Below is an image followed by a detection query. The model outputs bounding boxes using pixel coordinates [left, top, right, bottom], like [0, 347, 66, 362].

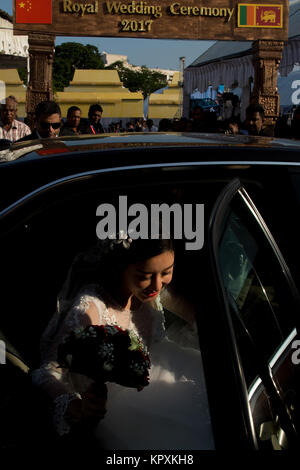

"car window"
[216, 188, 300, 448]
[219, 207, 295, 365]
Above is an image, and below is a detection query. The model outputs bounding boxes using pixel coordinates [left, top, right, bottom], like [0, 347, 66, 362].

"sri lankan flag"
[15, 0, 52, 24]
[238, 4, 283, 28]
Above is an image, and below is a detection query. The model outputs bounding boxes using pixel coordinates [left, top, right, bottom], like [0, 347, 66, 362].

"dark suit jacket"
[16, 129, 40, 142]
[60, 120, 93, 136]
[80, 119, 104, 134]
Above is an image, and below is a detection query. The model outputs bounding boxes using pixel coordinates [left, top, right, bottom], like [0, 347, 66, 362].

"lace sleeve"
[31, 287, 106, 436]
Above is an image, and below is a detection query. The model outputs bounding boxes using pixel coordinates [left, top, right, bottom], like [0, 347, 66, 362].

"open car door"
[209, 178, 300, 450]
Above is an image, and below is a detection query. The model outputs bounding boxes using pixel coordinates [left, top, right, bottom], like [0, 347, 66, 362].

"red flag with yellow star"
[15, 0, 52, 24]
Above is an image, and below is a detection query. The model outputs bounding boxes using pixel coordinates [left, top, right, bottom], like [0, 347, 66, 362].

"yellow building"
[0, 68, 180, 122]
[148, 72, 181, 120]
[56, 69, 144, 119]
[0, 69, 27, 116]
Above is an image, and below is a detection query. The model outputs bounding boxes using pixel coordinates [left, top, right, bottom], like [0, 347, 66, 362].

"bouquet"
[57, 325, 151, 391]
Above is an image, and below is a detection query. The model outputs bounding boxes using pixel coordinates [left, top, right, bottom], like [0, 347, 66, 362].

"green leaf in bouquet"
[128, 331, 141, 351]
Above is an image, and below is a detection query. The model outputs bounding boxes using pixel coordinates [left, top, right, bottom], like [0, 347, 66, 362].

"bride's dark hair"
[59, 235, 174, 306]
[100, 236, 174, 292]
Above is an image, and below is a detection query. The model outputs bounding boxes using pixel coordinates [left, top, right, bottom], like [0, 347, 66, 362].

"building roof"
[288, 0, 300, 39]
[189, 41, 252, 68]
[0, 10, 28, 69]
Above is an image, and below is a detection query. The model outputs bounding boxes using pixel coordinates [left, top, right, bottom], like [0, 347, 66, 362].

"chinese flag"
[16, 0, 52, 24]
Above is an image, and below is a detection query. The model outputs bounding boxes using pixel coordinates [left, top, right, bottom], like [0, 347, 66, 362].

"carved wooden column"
[251, 40, 284, 132]
[26, 33, 55, 129]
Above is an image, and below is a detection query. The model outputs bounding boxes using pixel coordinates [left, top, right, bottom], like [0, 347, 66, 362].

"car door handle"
[259, 418, 288, 450]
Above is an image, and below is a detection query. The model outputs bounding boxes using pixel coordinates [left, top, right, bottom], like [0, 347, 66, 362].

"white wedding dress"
[31, 284, 215, 450]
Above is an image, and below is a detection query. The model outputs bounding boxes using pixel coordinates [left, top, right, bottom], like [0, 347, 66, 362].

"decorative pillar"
[251, 40, 284, 132]
[26, 33, 55, 129]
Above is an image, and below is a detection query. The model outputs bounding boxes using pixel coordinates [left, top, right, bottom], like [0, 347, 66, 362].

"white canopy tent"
[183, 1, 300, 119]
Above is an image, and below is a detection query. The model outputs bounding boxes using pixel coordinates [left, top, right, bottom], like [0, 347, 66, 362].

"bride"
[31, 233, 215, 450]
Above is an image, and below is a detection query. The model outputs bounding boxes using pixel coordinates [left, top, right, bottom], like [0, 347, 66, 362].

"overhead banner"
[13, 0, 289, 40]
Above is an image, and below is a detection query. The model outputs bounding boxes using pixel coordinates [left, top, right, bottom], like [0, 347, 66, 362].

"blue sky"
[2, 0, 213, 70]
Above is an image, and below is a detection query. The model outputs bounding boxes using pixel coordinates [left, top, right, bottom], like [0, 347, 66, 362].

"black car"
[1, 132, 300, 451]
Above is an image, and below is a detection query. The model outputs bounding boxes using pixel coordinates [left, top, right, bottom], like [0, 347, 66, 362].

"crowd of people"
[1, 95, 300, 145]
[0, 98, 105, 145]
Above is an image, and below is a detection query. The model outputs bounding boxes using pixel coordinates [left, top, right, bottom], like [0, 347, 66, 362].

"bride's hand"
[66, 383, 107, 426]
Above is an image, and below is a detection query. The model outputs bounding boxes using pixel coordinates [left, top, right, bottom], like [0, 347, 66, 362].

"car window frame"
[209, 177, 300, 449]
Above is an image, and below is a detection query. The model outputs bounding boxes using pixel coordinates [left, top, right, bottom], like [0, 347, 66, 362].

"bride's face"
[121, 250, 174, 303]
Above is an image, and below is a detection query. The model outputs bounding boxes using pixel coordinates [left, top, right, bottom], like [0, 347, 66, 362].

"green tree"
[18, 45, 168, 98]
[53, 42, 104, 91]
[18, 67, 27, 86]
[107, 61, 168, 99]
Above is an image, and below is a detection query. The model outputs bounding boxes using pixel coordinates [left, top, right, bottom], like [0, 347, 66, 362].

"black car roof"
[1, 132, 300, 166]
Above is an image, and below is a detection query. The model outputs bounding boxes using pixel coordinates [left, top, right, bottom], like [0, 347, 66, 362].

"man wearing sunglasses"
[17, 101, 62, 142]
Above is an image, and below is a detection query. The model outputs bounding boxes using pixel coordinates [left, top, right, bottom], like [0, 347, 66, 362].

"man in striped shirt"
[0, 96, 31, 142]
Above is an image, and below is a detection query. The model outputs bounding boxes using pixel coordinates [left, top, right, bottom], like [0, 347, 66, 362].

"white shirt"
[0, 119, 31, 142]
